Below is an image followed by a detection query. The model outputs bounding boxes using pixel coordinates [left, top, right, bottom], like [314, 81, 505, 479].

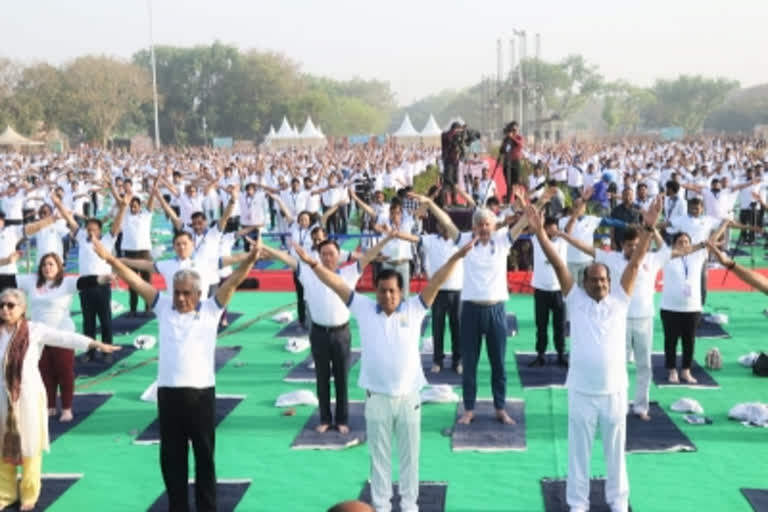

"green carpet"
[35, 288, 767, 511]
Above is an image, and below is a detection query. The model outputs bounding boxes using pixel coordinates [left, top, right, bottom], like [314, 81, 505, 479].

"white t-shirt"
[34, 220, 69, 265]
[16, 275, 78, 331]
[76, 230, 115, 276]
[565, 285, 630, 394]
[153, 294, 224, 388]
[121, 211, 153, 251]
[660, 249, 707, 312]
[595, 245, 671, 318]
[0, 225, 23, 274]
[349, 293, 428, 396]
[298, 262, 361, 326]
[531, 237, 567, 292]
[458, 229, 513, 302]
[669, 214, 720, 244]
[419, 234, 463, 291]
[240, 191, 267, 226]
[558, 215, 601, 264]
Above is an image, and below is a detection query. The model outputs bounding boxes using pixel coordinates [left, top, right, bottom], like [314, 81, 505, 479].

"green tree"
[59, 56, 153, 146]
[601, 81, 656, 134]
[645, 75, 739, 133]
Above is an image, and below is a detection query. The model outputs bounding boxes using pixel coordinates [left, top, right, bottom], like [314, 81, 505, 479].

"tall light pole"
[147, 0, 160, 149]
[513, 29, 526, 131]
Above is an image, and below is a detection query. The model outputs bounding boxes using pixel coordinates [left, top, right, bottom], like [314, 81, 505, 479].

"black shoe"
[84, 350, 96, 362]
[556, 355, 569, 368]
[528, 355, 546, 367]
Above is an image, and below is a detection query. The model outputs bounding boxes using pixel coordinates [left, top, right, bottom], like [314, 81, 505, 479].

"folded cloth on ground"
[275, 390, 318, 407]
[421, 384, 459, 403]
[141, 380, 158, 402]
[728, 402, 768, 427]
[705, 348, 722, 370]
[272, 311, 294, 324]
[670, 398, 704, 415]
[133, 335, 157, 350]
[111, 300, 124, 314]
[284, 337, 309, 353]
[739, 352, 760, 367]
[421, 337, 433, 354]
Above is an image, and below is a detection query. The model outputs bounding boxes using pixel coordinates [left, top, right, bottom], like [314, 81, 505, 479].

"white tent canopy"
[0, 126, 43, 146]
[274, 117, 295, 139]
[299, 117, 324, 139]
[265, 125, 277, 142]
[393, 114, 420, 137]
[420, 114, 442, 136]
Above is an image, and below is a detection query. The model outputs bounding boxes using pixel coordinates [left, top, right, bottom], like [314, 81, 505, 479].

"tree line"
[0, 42, 398, 146]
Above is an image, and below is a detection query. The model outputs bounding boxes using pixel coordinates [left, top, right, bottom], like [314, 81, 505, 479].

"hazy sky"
[4, 0, 767, 106]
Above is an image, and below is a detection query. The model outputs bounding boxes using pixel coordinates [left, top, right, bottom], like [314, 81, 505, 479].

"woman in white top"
[0, 287, 118, 510]
[16, 253, 80, 422]
[659, 232, 708, 383]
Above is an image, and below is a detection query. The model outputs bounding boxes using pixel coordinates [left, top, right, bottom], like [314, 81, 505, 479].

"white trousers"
[567, 390, 629, 512]
[626, 317, 653, 415]
[365, 391, 421, 512]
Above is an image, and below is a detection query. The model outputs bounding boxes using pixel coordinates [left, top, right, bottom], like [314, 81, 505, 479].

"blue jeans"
[460, 301, 508, 411]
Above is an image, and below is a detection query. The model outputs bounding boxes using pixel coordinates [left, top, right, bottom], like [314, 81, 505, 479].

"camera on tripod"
[353, 174, 375, 203]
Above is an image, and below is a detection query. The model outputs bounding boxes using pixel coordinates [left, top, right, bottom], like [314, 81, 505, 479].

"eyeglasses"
[0, 302, 18, 310]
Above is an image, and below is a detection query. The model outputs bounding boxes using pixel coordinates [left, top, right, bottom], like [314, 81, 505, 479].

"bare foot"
[336, 424, 350, 435]
[48, 408, 56, 417]
[20, 504, 36, 511]
[680, 370, 698, 384]
[430, 364, 441, 374]
[636, 412, 651, 421]
[314, 423, 330, 433]
[457, 411, 474, 424]
[496, 409, 517, 425]
[60, 409, 74, 423]
[668, 369, 679, 383]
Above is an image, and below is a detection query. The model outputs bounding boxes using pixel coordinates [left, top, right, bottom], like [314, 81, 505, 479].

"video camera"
[443, 123, 481, 162]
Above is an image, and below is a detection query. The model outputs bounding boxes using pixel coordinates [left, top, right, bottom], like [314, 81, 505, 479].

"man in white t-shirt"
[295, 235, 472, 512]
[527, 198, 661, 512]
[529, 215, 568, 367]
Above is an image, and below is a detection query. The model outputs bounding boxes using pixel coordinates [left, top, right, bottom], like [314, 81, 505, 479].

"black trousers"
[739, 206, 756, 243]
[0, 274, 17, 293]
[122, 250, 152, 312]
[700, 265, 707, 306]
[504, 159, 522, 203]
[77, 280, 113, 351]
[442, 160, 459, 187]
[292, 271, 306, 325]
[158, 386, 216, 512]
[310, 323, 351, 425]
[534, 288, 566, 356]
[660, 309, 701, 369]
[431, 290, 461, 366]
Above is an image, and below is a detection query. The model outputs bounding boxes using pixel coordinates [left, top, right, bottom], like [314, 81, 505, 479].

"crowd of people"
[0, 133, 766, 511]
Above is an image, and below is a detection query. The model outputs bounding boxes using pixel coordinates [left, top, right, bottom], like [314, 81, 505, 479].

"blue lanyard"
[681, 256, 689, 279]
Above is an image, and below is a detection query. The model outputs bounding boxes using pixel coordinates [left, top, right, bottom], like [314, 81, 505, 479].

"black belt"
[311, 322, 349, 332]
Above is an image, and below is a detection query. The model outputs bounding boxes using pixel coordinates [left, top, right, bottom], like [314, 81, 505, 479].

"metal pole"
[148, 0, 160, 149]
[509, 38, 515, 122]
[497, 39, 503, 133]
[535, 33, 542, 130]
[513, 30, 525, 131]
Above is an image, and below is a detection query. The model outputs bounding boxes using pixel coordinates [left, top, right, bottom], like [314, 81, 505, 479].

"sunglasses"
[0, 302, 18, 310]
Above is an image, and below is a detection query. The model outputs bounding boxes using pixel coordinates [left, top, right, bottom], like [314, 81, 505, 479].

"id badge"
[399, 314, 409, 329]
[682, 284, 692, 297]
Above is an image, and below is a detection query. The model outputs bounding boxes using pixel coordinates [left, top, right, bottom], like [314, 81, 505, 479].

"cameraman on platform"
[495, 121, 525, 204]
[440, 122, 464, 205]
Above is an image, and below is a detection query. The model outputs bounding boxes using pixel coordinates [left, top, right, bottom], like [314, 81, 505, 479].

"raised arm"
[455, 187, 476, 208]
[268, 192, 295, 224]
[620, 196, 662, 295]
[419, 237, 475, 307]
[215, 245, 262, 306]
[349, 188, 376, 219]
[91, 238, 158, 305]
[558, 229, 596, 258]
[707, 240, 768, 294]
[258, 243, 298, 271]
[294, 243, 352, 305]
[51, 194, 78, 236]
[22, 214, 56, 237]
[119, 257, 157, 272]
[407, 192, 459, 239]
[154, 189, 183, 231]
[320, 201, 343, 226]
[217, 186, 239, 232]
[110, 194, 128, 236]
[526, 205, 573, 295]
[357, 232, 395, 269]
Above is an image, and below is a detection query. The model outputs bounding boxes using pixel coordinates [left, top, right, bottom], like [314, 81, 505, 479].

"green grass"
[37, 288, 768, 511]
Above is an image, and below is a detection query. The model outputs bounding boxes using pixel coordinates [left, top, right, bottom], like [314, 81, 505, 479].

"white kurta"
[15, 275, 78, 332]
[0, 322, 91, 456]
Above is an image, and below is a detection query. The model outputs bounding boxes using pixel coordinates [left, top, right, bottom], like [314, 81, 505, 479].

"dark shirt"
[499, 134, 524, 163]
[610, 202, 642, 247]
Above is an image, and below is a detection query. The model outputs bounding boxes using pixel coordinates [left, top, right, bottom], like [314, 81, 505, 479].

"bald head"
[327, 500, 375, 512]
